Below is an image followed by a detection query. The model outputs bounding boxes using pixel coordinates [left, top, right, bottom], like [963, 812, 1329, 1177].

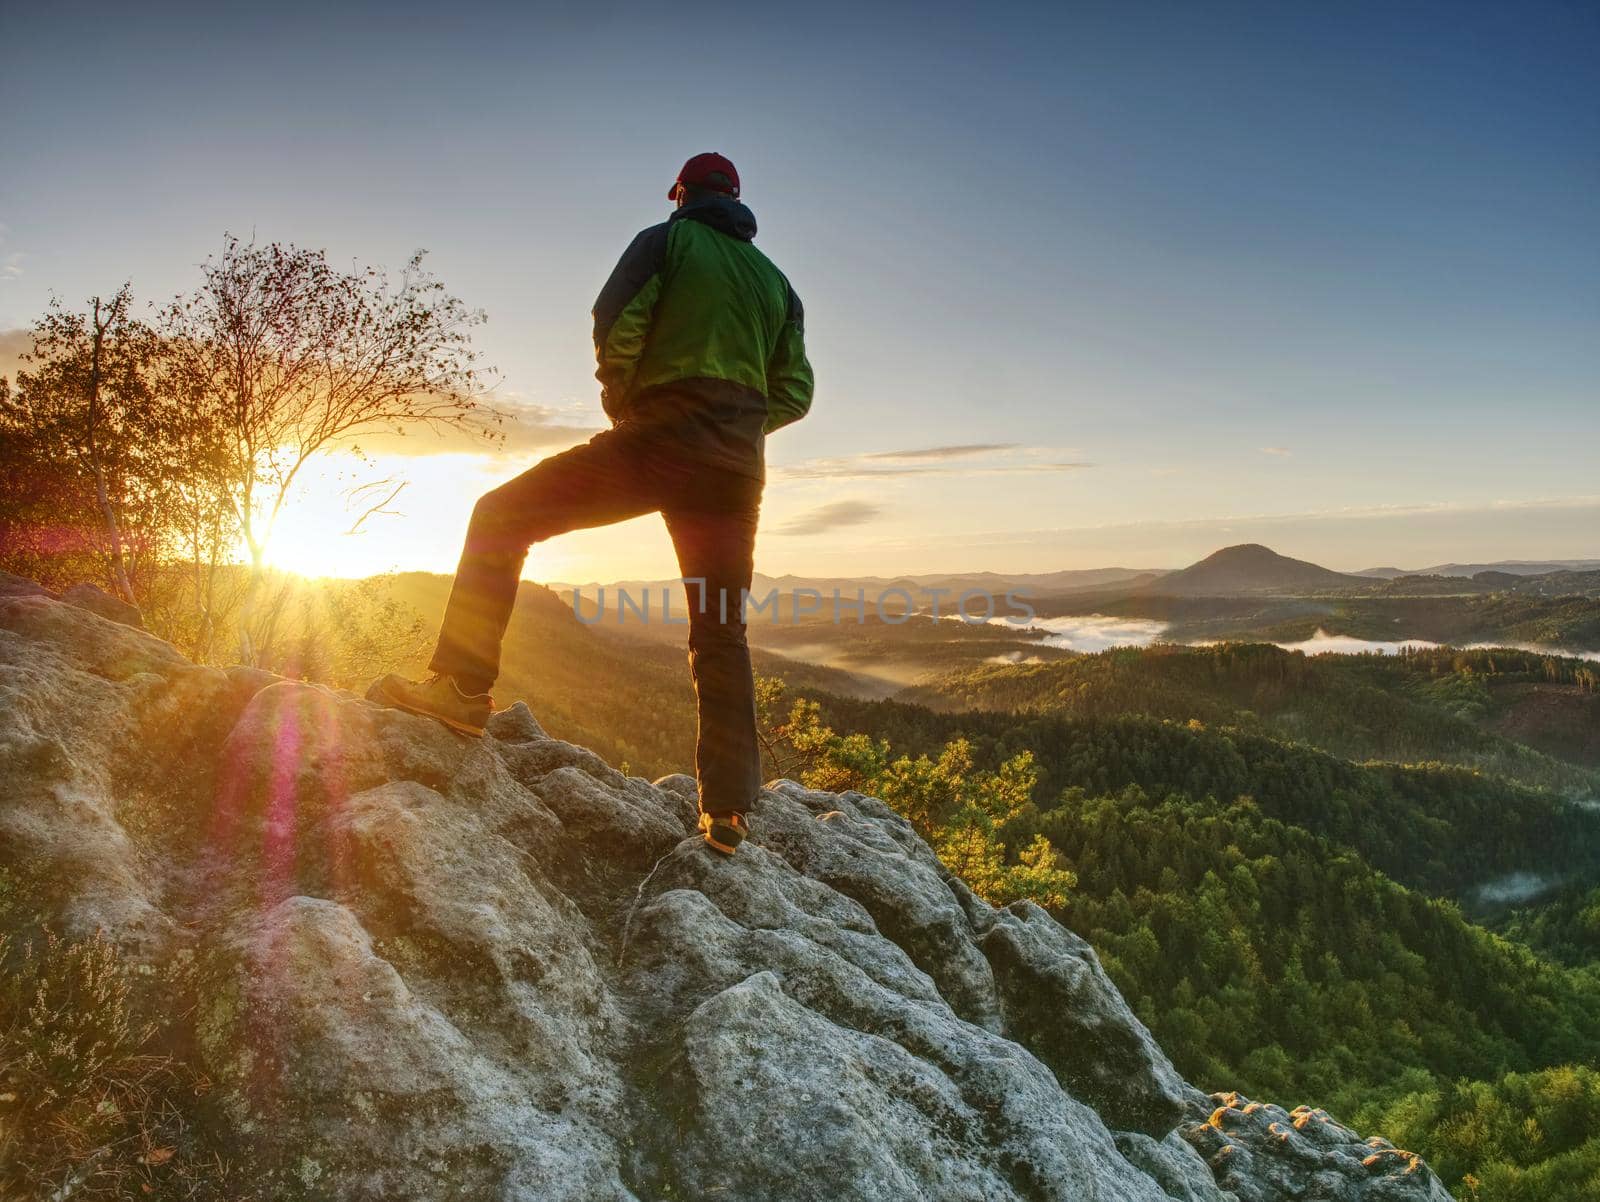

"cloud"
[773, 500, 883, 536]
[861, 443, 1018, 460]
[0, 224, 20, 283]
[347, 397, 601, 457]
[780, 459, 1093, 480]
[1260, 446, 1292, 456]
[493, 401, 604, 453]
[0, 329, 28, 380]
[776, 444, 1093, 480]
[1472, 872, 1559, 906]
[1023, 614, 1168, 652]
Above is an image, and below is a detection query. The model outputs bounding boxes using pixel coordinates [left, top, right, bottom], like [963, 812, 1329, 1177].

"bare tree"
[6, 287, 163, 606]
[163, 236, 498, 657]
[344, 477, 409, 536]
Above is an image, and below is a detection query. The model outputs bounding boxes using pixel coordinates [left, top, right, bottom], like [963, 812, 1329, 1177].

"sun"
[260, 513, 355, 579]
[256, 453, 442, 579]
[254, 449, 692, 584]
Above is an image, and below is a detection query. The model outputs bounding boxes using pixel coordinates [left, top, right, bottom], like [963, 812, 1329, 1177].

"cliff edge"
[0, 574, 1449, 1201]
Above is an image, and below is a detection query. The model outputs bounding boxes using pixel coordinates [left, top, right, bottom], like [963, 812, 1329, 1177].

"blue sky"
[2, 0, 1595, 578]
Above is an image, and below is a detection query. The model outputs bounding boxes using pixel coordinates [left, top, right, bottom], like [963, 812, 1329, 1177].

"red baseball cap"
[670, 152, 740, 200]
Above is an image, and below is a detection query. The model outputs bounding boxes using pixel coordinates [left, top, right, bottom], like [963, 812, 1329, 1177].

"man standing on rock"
[376, 153, 813, 856]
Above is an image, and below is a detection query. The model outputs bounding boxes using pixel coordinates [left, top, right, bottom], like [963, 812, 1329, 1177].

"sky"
[3, 0, 1596, 580]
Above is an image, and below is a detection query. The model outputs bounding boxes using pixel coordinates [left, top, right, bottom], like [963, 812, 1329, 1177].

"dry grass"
[0, 928, 251, 1200]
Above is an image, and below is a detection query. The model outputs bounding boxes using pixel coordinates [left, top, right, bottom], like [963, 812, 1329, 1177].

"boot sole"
[699, 814, 748, 855]
[702, 831, 743, 855]
[377, 682, 486, 739]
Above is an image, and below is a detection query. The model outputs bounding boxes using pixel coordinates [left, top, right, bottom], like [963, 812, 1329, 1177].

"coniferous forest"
[764, 645, 1600, 1200]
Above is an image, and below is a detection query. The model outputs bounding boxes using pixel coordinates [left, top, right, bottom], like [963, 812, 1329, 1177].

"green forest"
[900, 642, 1600, 783]
[752, 644, 1600, 1201]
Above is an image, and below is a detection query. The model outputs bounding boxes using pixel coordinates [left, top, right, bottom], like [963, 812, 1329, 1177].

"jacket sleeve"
[764, 284, 814, 434]
[592, 224, 669, 421]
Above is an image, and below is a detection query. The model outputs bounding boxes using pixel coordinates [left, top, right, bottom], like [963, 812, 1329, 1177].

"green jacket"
[592, 196, 813, 478]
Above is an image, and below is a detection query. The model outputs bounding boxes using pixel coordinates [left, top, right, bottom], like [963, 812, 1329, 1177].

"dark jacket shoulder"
[593, 223, 670, 336]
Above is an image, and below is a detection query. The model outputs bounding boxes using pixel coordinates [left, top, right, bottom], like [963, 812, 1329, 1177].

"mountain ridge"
[550, 567, 1167, 600]
[1357, 558, 1600, 579]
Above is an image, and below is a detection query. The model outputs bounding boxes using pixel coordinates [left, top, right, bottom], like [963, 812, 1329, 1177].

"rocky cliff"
[0, 574, 1451, 1201]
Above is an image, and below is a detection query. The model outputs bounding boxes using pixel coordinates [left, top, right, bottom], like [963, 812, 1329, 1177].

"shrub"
[0, 927, 247, 1199]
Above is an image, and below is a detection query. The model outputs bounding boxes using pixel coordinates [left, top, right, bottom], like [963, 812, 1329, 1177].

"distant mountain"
[1144, 544, 1367, 596]
[552, 555, 1599, 606]
[1358, 559, 1600, 579]
[552, 567, 1165, 599]
[895, 567, 1167, 594]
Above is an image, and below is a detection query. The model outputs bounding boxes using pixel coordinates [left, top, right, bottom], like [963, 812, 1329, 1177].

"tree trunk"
[238, 543, 264, 665]
[85, 298, 138, 611]
[189, 519, 219, 663]
[91, 460, 137, 607]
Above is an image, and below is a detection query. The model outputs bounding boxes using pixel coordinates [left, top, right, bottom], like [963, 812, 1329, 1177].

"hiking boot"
[373, 673, 493, 738]
[699, 811, 749, 855]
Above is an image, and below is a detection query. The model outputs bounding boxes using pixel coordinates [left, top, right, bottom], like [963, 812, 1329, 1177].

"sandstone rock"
[1113, 1131, 1236, 1202]
[62, 581, 146, 630]
[0, 583, 1455, 1201]
[1181, 1092, 1452, 1202]
[979, 898, 1188, 1136]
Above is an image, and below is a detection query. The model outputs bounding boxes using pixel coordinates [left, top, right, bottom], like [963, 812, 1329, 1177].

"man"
[376, 152, 813, 856]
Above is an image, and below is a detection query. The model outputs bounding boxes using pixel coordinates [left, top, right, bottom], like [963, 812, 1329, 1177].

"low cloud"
[347, 398, 601, 458]
[0, 223, 20, 283]
[777, 444, 1093, 481]
[1259, 446, 1292, 457]
[862, 443, 1018, 461]
[1472, 871, 1558, 906]
[1022, 614, 1168, 652]
[0, 329, 27, 379]
[773, 500, 883, 536]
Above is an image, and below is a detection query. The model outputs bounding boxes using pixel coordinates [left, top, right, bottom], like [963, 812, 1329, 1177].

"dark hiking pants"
[429, 426, 763, 816]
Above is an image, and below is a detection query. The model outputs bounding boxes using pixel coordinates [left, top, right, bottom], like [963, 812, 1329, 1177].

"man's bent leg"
[663, 472, 763, 817]
[430, 431, 660, 692]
